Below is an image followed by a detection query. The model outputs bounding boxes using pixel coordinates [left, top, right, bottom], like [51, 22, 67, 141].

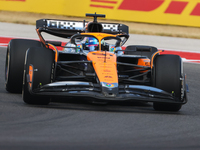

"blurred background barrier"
[1, 0, 200, 27]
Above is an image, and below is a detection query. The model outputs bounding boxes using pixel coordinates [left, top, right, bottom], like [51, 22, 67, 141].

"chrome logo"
[110, 46, 116, 52]
[106, 83, 114, 87]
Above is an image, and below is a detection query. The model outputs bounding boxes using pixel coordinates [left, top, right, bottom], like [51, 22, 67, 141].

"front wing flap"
[29, 81, 187, 104]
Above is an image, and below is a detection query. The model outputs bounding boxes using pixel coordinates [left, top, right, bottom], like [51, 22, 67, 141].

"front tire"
[22, 47, 55, 105]
[5, 39, 42, 93]
[153, 55, 183, 111]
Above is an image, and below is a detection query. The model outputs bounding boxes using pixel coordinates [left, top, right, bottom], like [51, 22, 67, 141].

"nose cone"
[87, 51, 119, 97]
[101, 82, 118, 97]
[87, 51, 118, 83]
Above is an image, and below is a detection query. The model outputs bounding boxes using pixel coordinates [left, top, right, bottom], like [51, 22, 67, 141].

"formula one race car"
[5, 13, 188, 111]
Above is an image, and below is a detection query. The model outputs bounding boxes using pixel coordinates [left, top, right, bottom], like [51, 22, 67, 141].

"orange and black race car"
[5, 13, 188, 111]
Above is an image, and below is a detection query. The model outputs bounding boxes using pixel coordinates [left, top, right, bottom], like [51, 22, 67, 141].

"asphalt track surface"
[1, 22, 200, 150]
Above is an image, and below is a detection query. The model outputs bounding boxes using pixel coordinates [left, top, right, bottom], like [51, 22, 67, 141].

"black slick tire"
[22, 47, 55, 105]
[5, 39, 42, 93]
[153, 55, 183, 112]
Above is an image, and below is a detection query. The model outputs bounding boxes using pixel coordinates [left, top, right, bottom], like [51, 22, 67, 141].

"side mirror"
[117, 34, 129, 46]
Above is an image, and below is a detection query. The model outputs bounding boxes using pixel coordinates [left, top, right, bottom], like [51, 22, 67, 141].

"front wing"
[29, 81, 187, 104]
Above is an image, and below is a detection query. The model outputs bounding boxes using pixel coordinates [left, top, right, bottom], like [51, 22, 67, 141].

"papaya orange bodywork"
[29, 65, 33, 88]
[36, 28, 47, 48]
[79, 33, 120, 84]
[137, 58, 150, 67]
[87, 51, 118, 83]
[136, 58, 150, 73]
[47, 43, 58, 62]
[150, 50, 163, 68]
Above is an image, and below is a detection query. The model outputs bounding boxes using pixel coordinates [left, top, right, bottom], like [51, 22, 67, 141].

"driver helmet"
[84, 37, 99, 51]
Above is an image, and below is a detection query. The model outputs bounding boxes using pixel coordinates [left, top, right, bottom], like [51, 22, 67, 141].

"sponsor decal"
[118, 0, 165, 11]
[92, 53, 112, 56]
[96, 34, 104, 38]
[90, 0, 200, 16]
[190, 3, 200, 16]
[103, 69, 111, 72]
[2, 0, 200, 27]
[97, 56, 110, 59]
[105, 83, 114, 87]
[164, 1, 188, 14]
[77, 44, 82, 49]
[104, 76, 112, 78]
[47, 20, 83, 30]
[76, 44, 82, 52]
[90, 0, 117, 9]
[90, 0, 165, 11]
[110, 46, 116, 52]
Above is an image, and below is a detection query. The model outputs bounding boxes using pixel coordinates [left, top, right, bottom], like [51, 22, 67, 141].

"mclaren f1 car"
[5, 13, 188, 111]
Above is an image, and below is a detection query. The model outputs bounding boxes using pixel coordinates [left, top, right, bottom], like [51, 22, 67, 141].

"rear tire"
[22, 47, 55, 105]
[5, 39, 42, 93]
[153, 55, 183, 111]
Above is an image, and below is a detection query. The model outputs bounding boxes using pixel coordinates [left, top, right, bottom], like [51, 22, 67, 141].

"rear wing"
[36, 19, 129, 38]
